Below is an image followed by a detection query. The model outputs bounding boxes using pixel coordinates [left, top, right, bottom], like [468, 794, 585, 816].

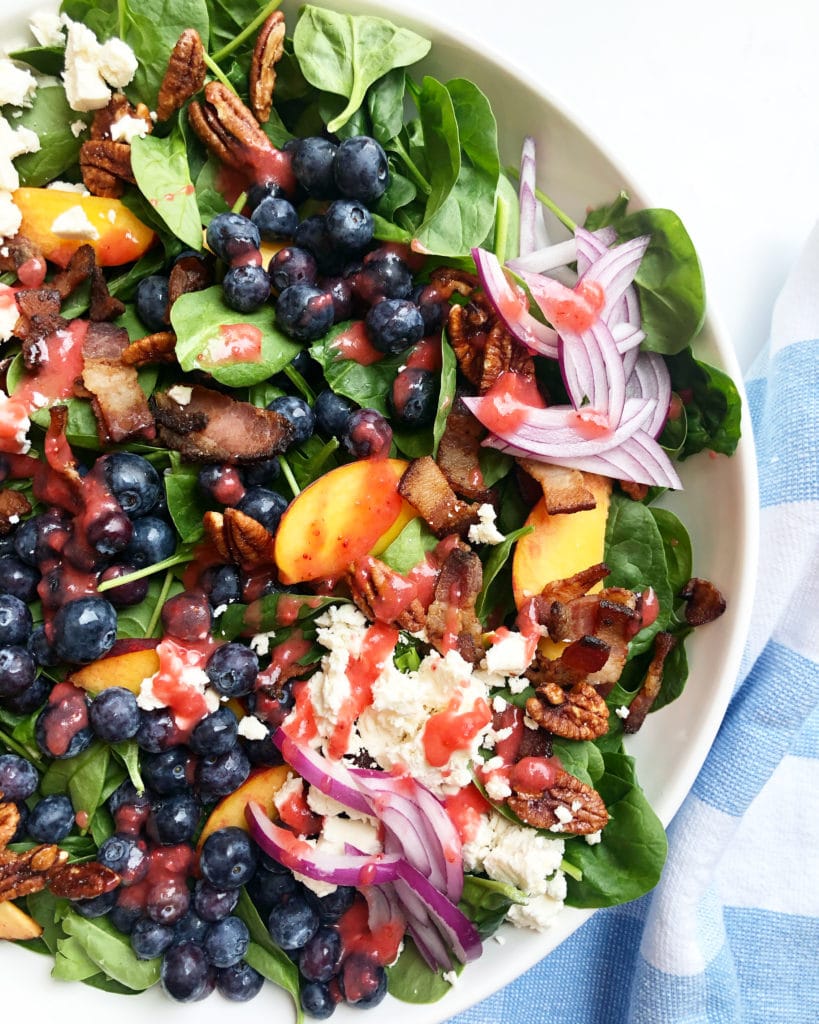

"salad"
[0, 0, 743, 1018]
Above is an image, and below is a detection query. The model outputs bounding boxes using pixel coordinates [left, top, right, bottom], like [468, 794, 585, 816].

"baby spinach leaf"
[59, 0, 115, 41]
[207, 0, 265, 56]
[40, 741, 114, 829]
[392, 425, 433, 459]
[54, 932, 100, 981]
[59, 910, 162, 989]
[374, 171, 417, 221]
[661, 347, 742, 458]
[293, 5, 430, 135]
[25, 890, 65, 955]
[475, 525, 533, 622]
[380, 517, 438, 574]
[111, 741, 145, 794]
[14, 87, 87, 187]
[130, 130, 203, 251]
[116, 576, 184, 639]
[236, 896, 302, 1019]
[9, 45, 66, 77]
[432, 334, 457, 458]
[217, 593, 344, 642]
[367, 67, 407, 145]
[550, 738, 606, 788]
[309, 322, 405, 414]
[107, 249, 167, 301]
[387, 938, 458, 1003]
[459, 875, 527, 938]
[411, 76, 460, 245]
[649, 507, 692, 598]
[121, 0, 210, 106]
[604, 493, 672, 656]
[172, 286, 301, 387]
[164, 462, 206, 544]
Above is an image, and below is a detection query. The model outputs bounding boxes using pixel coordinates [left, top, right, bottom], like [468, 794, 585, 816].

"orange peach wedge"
[274, 458, 417, 585]
[68, 640, 160, 696]
[13, 187, 156, 268]
[197, 765, 292, 850]
[0, 901, 43, 941]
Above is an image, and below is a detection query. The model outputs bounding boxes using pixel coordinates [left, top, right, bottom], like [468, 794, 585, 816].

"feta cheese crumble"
[166, 385, 193, 406]
[0, 115, 41, 238]
[0, 60, 38, 109]
[47, 180, 90, 195]
[615, 704, 630, 719]
[29, 9, 66, 47]
[62, 20, 137, 112]
[110, 113, 151, 144]
[50, 204, 99, 241]
[236, 715, 269, 741]
[468, 502, 505, 545]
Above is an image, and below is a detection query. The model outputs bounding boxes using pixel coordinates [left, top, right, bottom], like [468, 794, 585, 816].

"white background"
[410, 0, 819, 372]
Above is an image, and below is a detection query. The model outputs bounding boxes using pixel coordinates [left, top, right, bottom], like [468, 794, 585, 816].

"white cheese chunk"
[0, 60, 38, 109]
[0, 191, 21, 244]
[0, 116, 40, 193]
[468, 502, 505, 545]
[47, 180, 90, 195]
[62, 20, 137, 112]
[0, 283, 19, 341]
[97, 37, 138, 88]
[236, 715, 269, 741]
[29, 10, 66, 47]
[484, 630, 533, 676]
[50, 204, 99, 241]
[110, 113, 150, 144]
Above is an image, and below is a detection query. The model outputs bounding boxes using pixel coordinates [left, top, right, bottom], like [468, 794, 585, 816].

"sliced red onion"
[612, 322, 646, 352]
[542, 431, 682, 489]
[558, 320, 626, 423]
[577, 232, 650, 321]
[626, 351, 672, 438]
[246, 802, 403, 886]
[395, 861, 482, 964]
[272, 728, 373, 817]
[575, 225, 617, 275]
[518, 136, 550, 257]
[506, 237, 578, 275]
[471, 246, 558, 357]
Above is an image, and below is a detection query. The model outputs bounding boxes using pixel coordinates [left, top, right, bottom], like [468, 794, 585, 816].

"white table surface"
[410, 0, 818, 373]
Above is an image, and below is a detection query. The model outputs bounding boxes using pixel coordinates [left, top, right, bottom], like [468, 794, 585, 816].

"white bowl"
[0, 1, 758, 1022]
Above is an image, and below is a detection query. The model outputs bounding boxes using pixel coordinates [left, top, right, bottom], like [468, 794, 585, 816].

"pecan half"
[79, 139, 135, 198]
[680, 577, 727, 626]
[205, 508, 277, 570]
[526, 681, 609, 740]
[479, 320, 535, 394]
[188, 82, 276, 174]
[347, 555, 427, 633]
[121, 331, 178, 367]
[157, 29, 207, 122]
[249, 10, 286, 123]
[508, 768, 608, 835]
[90, 92, 152, 142]
[0, 798, 70, 902]
[47, 861, 120, 900]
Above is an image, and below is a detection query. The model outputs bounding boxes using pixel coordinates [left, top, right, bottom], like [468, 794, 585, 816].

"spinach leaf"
[107, 249, 168, 301]
[392, 425, 433, 459]
[411, 76, 460, 243]
[432, 334, 457, 458]
[237, 888, 302, 1021]
[367, 67, 407, 145]
[550, 738, 605, 788]
[292, 5, 430, 135]
[14, 87, 87, 187]
[475, 525, 533, 622]
[309, 322, 404, 414]
[563, 751, 667, 908]
[661, 347, 742, 458]
[9, 45, 66, 77]
[649, 507, 692, 598]
[387, 938, 456, 1003]
[129, 131, 203, 251]
[111, 741, 145, 794]
[217, 593, 344, 642]
[287, 435, 341, 490]
[58, 910, 162, 989]
[194, 156, 231, 221]
[603, 493, 672, 655]
[116, 576, 184, 640]
[207, 0, 265, 56]
[380, 517, 438, 574]
[40, 740, 118, 829]
[123, 0, 210, 106]
[25, 890, 65, 955]
[164, 460, 206, 544]
[54, 932, 100, 982]
[172, 286, 301, 387]
[459, 875, 527, 938]
[494, 172, 521, 263]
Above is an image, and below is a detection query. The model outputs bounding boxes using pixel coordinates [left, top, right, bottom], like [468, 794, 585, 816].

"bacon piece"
[152, 384, 295, 463]
[79, 323, 155, 443]
[622, 631, 678, 733]
[168, 254, 211, 310]
[398, 456, 480, 539]
[425, 546, 484, 663]
[89, 266, 125, 322]
[0, 489, 31, 535]
[518, 461, 601, 515]
[539, 562, 611, 607]
[436, 396, 495, 503]
[526, 634, 611, 688]
[680, 577, 727, 626]
[51, 244, 96, 301]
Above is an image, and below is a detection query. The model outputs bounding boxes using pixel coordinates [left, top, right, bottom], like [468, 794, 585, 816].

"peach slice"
[512, 473, 612, 609]
[68, 640, 159, 696]
[0, 901, 43, 940]
[197, 764, 291, 850]
[13, 187, 156, 268]
[274, 458, 417, 585]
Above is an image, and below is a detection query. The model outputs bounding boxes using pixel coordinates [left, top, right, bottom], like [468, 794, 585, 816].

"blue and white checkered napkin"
[448, 223, 819, 1024]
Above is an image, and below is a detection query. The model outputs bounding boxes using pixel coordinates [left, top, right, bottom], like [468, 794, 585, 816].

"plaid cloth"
[447, 225, 819, 1024]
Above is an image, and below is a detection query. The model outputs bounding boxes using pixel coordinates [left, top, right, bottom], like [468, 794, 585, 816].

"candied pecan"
[0, 800, 19, 850]
[398, 456, 480, 539]
[222, 508, 277, 570]
[79, 139, 135, 198]
[518, 460, 600, 515]
[156, 29, 207, 122]
[619, 479, 650, 501]
[203, 511, 231, 563]
[121, 331, 178, 367]
[0, 837, 69, 901]
[508, 767, 608, 835]
[0, 489, 31, 535]
[436, 396, 495, 503]
[526, 680, 609, 740]
[249, 10, 286, 123]
[623, 631, 678, 734]
[47, 861, 120, 900]
[428, 266, 478, 299]
[188, 82, 276, 175]
[425, 546, 484, 663]
[680, 577, 727, 626]
[90, 92, 152, 141]
[347, 555, 427, 633]
[479, 320, 535, 394]
[168, 254, 211, 309]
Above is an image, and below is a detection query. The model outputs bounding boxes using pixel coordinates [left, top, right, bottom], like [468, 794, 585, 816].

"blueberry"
[294, 215, 344, 276]
[0, 594, 32, 647]
[189, 706, 239, 757]
[146, 792, 202, 845]
[86, 509, 133, 558]
[353, 254, 413, 304]
[72, 889, 118, 919]
[268, 246, 318, 295]
[27, 794, 74, 842]
[300, 981, 336, 1019]
[31, 509, 71, 562]
[0, 556, 39, 603]
[251, 196, 298, 240]
[172, 910, 210, 946]
[340, 953, 387, 1008]
[98, 565, 150, 607]
[161, 941, 215, 1003]
[242, 732, 283, 768]
[199, 827, 259, 890]
[142, 746, 193, 795]
[241, 457, 281, 489]
[324, 198, 374, 253]
[267, 892, 320, 951]
[316, 885, 356, 924]
[299, 925, 342, 982]
[12, 516, 39, 566]
[266, 396, 315, 447]
[193, 879, 239, 923]
[247, 179, 286, 210]
[313, 390, 356, 439]
[389, 367, 439, 428]
[246, 865, 296, 918]
[206, 212, 261, 264]
[51, 597, 118, 664]
[145, 876, 192, 926]
[195, 745, 251, 803]
[132, 917, 175, 960]
[412, 283, 446, 334]
[216, 960, 264, 1002]
[200, 564, 242, 610]
[122, 516, 176, 569]
[97, 833, 148, 886]
[27, 626, 58, 668]
[205, 643, 259, 698]
[318, 275, 354, 322]
[292, 137, 338, 198]
[0, 753, 38, 801]
[204, 915, 249, 968]
[222, 264, 271, 313]
[109, 902, 142, 935]
[161, 593, 212, 642]
[0, 645, 37, 697]
[236, 487, 289, 535]
[108, 780, 152, 818]
[136, 708, 184, 753]
[103, 453, 162, 518]
[135, 275, 170, 332]
[341, 408, 393, 460]
[89, 686, 140, 743]
[334, 136, 389, 203]
[276, 284, 335, 342]
[197, 463, 245, 505]
[365, 298, 424, 354]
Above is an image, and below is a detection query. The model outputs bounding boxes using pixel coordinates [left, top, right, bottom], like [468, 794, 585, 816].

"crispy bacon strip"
[398, 456, 480, 539]
[51, 244, 96, 301]
[518, 460, 600, 515]
[152, 384, 295, 463]
[168, 254, 211, 309]
[680, 577, 727, 626]
[80, 323, 155, 443]
[622, 631, 678, 733]
[425, 546, 484, 663]
[436, 396, 495, 503]
[0, 489, 31, 535]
